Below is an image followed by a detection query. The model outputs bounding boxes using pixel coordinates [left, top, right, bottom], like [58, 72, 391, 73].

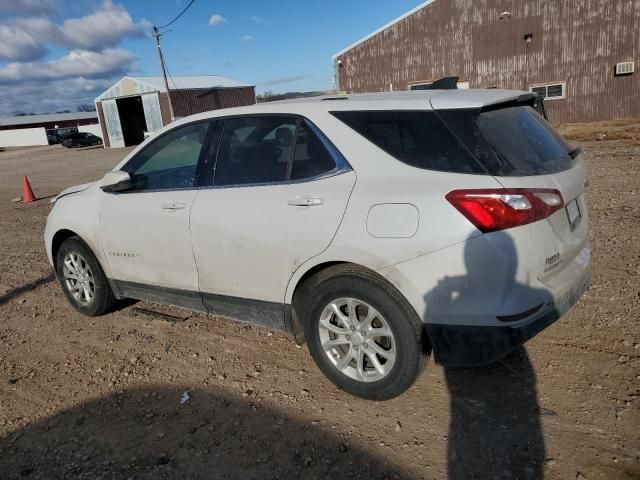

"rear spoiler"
[428, 86, 549, 120]
[423, 76, 460, 90]
[480, 93, 548, 120]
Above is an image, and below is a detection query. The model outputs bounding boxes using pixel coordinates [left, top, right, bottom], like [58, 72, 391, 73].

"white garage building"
[95, 76, 256, 148]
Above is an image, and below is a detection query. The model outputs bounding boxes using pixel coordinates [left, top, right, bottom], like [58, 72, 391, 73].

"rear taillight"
[445, 188, 564, 233]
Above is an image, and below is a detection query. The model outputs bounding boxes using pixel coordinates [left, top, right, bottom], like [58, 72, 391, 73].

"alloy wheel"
[318, 297, 396, 382]
[62, 252, 95, 305]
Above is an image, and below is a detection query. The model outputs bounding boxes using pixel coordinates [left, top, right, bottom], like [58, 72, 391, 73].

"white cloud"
[0, 1, 149, 115]
[8, 1, 149, 52]
[0, 0, 56, 15]
[0, 25, 47, 61]
[59, 0, 150, 49]
[0, 77, 117, 115]
[249, 16, 271, 26]
[0, 48, 137, 84]
[241, 34, 254, 42]
[208, 14, 227, 26]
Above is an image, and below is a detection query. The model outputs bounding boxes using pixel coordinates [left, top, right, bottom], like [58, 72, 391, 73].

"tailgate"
[495, 156, 590, 285]
[433, 102, 591, 288]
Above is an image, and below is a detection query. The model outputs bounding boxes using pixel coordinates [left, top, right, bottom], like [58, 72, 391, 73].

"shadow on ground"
[425, 231, 548, 479]
[0, 386, 410, 480]
[445, 348, 546, 480]
[0, 273, 55, 306]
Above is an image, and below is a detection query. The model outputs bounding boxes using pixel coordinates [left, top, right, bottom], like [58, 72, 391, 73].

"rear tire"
[55, 237, 116, 316]
[303, 265, 428, 400]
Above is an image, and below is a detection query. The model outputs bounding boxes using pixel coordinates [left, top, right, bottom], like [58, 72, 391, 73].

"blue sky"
[129, 0, 420, 92]
[0, 0, 422, 115]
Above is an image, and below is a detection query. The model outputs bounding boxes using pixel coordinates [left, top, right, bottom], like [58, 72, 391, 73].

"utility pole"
[152, 25, 175, 122]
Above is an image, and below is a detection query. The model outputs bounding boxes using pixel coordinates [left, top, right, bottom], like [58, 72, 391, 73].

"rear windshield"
[474, 106, 575, 175]
[331, 106, 576, 176]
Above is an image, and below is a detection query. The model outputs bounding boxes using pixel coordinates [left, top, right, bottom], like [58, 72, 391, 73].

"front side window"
[213, 116, 338, 186]
[124, 122, 209, 191]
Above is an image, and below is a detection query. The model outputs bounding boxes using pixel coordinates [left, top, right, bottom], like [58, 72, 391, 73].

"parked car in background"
[61, 132, 103, 148]
[46, 132, 61, 145]
[45, 89, 590, 400]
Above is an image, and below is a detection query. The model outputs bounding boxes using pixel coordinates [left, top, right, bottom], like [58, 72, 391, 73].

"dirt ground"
[0, 137, 638, 480]
[558, 119, 640, 144]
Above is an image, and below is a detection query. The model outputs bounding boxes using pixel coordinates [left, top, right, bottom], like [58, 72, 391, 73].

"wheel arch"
[288, 261, 348, 344]
[51, 229, 107, 276]
[288, 260, 425, 348]
[51, 229, 81, 269]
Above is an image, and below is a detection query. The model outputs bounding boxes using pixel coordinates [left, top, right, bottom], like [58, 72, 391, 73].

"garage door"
[102, 99, 124, 148]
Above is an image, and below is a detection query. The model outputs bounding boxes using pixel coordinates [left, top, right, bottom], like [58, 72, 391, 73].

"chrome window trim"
[200, 164, 352, 191]
[109, 164, 353, 195]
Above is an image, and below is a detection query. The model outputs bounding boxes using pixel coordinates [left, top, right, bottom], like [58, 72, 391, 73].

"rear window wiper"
[568, 147, 582, 159]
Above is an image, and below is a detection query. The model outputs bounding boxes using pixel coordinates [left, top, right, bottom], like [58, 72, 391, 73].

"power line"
[151, 0, 197, 121]
[163, 55, 199, 116]
[157, 0, 197, 29]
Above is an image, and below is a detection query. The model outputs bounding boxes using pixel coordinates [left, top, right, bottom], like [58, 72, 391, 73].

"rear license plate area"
[565, 199, 581, 231]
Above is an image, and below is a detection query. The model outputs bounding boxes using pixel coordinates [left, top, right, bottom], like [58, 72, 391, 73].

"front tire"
[303, 265, 428, 400]
[55, 237, 116, 316]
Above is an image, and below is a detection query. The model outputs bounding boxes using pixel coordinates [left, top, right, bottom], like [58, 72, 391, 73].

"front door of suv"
[99, 120, 212, 306]
[189, 115, 356, 327]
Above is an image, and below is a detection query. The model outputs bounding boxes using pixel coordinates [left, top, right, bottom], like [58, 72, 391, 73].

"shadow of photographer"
[424, 231, 553, 479]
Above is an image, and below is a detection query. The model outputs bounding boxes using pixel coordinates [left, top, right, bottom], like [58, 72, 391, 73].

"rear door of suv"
[189, 114, 356, 327]
[474, 105, 589, 289]
[433, 101, 590, 292]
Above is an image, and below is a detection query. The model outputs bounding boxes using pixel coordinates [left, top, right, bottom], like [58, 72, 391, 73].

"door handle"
[161, 201, 186, 210]
[287, 196, 324, 207]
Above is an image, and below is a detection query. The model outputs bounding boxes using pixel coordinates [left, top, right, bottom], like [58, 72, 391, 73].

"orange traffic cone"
[21, 176, 37, 203]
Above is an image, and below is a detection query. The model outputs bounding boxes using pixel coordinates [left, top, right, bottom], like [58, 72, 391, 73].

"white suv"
[45, 90, 590, 399]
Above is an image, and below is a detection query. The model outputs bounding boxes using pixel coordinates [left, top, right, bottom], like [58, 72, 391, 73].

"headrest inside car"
[275, 128, 294, 147]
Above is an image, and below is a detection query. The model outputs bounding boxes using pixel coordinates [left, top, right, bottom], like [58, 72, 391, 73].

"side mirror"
[99, 170, 131, 193]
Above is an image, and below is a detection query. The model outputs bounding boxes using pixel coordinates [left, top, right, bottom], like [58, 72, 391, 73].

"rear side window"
[215, 116, 295, 186]
[290, 122, 336, 180]
[333, 107, 575, 177]
[331, 111, 484, 174]
[213, 116, 338, 186]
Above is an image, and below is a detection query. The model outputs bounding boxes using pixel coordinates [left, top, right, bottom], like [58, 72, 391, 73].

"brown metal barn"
[333, 0, 639, 124]
[95, 76, 256, 148]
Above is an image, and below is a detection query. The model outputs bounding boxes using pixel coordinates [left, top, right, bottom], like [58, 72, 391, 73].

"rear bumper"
[426, 266, 590, 367]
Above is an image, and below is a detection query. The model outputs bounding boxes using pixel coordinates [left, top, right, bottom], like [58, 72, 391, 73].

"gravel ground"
[0, 141, 638, 480]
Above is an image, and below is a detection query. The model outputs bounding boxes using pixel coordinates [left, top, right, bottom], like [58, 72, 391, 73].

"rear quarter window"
[331, 110, 485, 174]
[333, 106, 576, 177]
